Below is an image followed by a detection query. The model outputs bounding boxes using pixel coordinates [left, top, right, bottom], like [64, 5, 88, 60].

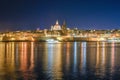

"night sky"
[0, 0, 120, 31]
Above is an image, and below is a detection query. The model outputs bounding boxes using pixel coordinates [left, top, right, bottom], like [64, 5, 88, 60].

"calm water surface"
[0, 42, 120, 80]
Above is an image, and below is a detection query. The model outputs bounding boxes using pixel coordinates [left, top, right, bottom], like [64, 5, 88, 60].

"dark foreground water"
[0, 42, 120, 80]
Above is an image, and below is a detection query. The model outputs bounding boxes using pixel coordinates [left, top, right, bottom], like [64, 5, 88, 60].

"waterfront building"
[51, 20, 61, 30]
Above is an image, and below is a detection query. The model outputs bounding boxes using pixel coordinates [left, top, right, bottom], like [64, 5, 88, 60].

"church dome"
[53, 20, 61, 30]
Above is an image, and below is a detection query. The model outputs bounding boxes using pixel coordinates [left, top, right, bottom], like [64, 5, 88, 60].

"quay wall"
[0, 36, 107, 42]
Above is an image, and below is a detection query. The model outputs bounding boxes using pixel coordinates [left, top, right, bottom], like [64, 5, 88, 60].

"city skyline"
[1, 0, 120, 31]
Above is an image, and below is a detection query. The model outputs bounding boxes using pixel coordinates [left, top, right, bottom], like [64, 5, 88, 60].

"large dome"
[53, 20, 61, 30]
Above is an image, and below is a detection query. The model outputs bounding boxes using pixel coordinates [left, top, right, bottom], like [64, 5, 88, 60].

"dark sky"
[0, 0, 120, 31]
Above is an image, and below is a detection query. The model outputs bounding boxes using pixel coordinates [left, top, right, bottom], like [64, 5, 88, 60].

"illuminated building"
[1, 20, 120, 42]
[51, 20, 61, 30]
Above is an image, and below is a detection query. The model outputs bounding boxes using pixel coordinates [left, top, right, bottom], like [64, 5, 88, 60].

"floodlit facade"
[51, 20, 61, 30]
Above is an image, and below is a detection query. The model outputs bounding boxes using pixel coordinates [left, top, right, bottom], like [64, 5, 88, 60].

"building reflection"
[0, 41, 120, 80]
[30, 42, 34, 70]
[0, 42, 6, 80]
[87, 42, 96, 70]
[101, 42, 106, 66]
[44, 43, 62, 80]
[80, 42, 87, 74]
[95, 42, 106, 77]
[111, 42, 115, 73]
[0, 42, 16, 80]
[20, 42, 28, 71]
[96, 42, 100, 68]
[19, 42, 36, 80]
[5, 42, 15, 74]
[73, 42, 77, 72]
[101, 42, 106, 77]
[66, 42, 71, 71]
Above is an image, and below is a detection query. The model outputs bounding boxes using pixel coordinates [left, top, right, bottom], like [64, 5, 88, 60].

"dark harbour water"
[0, 42, 120, 80]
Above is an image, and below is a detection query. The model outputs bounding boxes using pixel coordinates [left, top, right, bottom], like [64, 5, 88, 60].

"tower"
[62, 20, 67, 30]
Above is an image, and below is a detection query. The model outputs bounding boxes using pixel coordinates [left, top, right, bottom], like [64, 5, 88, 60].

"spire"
[63, 20, 66, 25]
[56, 20, 59, 25]
[62, 20, 67, 30]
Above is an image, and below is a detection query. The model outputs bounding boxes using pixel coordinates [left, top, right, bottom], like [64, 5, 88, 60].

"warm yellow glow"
[96, 42, 100, 67]
[101, 42, 105, 65]
[30, 42, 34, 70]
[31, 37, 34, 41]
[0, 43, 5, 72]
[20, 42, 27, 71]
[44, 43, 62, 79]
[66, 42, 70, 71]
[111, 42, 115, 72]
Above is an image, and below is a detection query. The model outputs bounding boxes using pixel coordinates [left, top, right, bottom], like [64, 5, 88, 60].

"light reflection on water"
[0, 42, 120, 80]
